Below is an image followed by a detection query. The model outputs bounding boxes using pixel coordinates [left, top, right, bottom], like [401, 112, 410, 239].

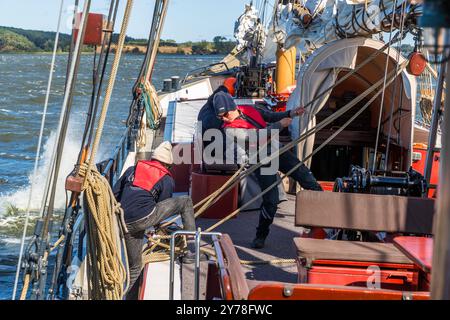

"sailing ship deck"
[181, 194, 302, 300]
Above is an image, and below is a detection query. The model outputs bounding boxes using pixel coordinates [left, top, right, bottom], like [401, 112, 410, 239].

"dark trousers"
[124, 195, 196, 300]
[254, 149, 322, 239]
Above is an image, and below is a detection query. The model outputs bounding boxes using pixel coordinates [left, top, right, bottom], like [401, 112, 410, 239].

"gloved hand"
[290, 106, 307, 118]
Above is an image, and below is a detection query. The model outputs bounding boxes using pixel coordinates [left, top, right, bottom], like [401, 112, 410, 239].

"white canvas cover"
[286, 37, 417, 168]
[283, 0, 414, 53]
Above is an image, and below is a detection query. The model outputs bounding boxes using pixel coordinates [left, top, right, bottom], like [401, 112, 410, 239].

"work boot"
[181, 251, 209, 264]
[251, 236, 266, 249]
[253, 217, 272, 249]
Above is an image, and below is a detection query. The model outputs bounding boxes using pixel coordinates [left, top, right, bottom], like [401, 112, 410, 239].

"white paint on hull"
[141, 261, 182, 300]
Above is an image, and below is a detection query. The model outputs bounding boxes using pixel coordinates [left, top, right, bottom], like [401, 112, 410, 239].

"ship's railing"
[182, 62, 231, 84]
[98, 126, 132, 187]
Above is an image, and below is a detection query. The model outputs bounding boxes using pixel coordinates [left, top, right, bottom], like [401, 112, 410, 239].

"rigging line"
[44, 0, 91, 223]
[28, 0, 91, 300]
[64, 0, 80, 91]
[384, 0, 407, 170]
[371, 0, 398, 173]
[206, 65, 406, 233]
[194, 64, 407, 220]
[86, 0, 121, 149]
[50, 0, 120, 298]
[146, 0, 170, 81]
[163, 38, 402, 224]
[37, 1, 91, 221]
[79, 0, 119, 163]
[12, 0, 65, 301]
[84, 0, 134, 181]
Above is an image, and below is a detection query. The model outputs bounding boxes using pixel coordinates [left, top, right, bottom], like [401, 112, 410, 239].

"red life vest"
[222, 105, 267, 129]
[132, 160, 172, 192]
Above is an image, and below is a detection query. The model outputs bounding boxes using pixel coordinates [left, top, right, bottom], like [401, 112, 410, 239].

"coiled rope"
[136, 79, 163, 148]
[79, 0, 134, 300]
[79, 164, 129, 300]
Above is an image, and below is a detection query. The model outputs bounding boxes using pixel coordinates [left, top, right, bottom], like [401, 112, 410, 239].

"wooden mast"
[431, 55, 450, 299]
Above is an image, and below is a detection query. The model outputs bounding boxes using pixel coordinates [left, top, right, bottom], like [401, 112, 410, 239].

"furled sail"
[234, 4, 267, 64]
[266, 0, 421, 54]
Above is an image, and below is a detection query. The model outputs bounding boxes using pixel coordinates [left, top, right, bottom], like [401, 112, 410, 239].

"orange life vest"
[222, 105, 267, 129]
[132, 160, 172, 192]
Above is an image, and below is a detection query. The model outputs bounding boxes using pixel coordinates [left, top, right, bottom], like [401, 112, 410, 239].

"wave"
[0, 129, 82, 222]
[0, 121, 110, 233]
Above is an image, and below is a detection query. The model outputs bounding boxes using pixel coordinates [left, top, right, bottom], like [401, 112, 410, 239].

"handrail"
[182, 62, 231, 84]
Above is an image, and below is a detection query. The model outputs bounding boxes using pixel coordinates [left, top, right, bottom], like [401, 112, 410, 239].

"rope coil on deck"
[79, 163, 129, 300]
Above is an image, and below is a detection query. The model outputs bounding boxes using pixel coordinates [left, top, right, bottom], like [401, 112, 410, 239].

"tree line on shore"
[0, 26, 235, 55]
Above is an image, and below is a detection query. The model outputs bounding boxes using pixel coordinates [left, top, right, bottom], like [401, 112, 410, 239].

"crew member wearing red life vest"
[113, 141, 200, 300]
[213, 92, 323, 249]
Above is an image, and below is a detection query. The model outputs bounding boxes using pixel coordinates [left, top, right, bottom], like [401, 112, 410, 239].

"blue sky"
[0, 0, 250, 42]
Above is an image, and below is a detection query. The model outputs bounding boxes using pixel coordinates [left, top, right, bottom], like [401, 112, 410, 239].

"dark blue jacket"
[198, 85, 292, 133]
[197, 86, 228, 135]
[113, 166, 174, 224]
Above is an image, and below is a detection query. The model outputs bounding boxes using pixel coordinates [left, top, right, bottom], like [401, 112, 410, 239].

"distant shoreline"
[0, 26, 235, 55]
[0, 50, 225, 56]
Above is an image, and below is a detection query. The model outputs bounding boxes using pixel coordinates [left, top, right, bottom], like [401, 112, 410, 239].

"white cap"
[151, 141, 173, 165]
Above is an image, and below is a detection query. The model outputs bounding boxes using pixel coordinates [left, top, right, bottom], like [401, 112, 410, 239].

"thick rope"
[161, 36, 402, 229]
[372, 0, 398, 172]
[205, 62, 407, 233]
[77, 0, 133, 300]
[12, 0, 65, 301]
[195, 58, 404, 219]
[144, 57, 407, 263]
[79, 164, 129, 300]
[84, 0, 134, 183]
[143, 62, 406, 266]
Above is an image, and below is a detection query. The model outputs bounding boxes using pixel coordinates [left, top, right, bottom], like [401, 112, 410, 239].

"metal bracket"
[169, 229, 222, 300]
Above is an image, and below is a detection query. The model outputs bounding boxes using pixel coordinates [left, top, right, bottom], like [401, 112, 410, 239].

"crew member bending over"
[213, 92, 323, 249]
[113, 141, 198, 300]
[197, 77, 237, 135]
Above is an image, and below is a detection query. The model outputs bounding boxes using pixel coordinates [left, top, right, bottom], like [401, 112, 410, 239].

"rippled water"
[0, 53, 223, 299]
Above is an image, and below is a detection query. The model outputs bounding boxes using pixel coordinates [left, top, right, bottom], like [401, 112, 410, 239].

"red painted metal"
[393, 237, 433, 274]
[138, 264, 149, 300]
[408, 52, 427, 76]
[210, 233, 430, 300]
[170, 164, 192, 192]
[318, 181, 335, 192]
[170, 143, 194, 193]
[247, 283, 430, 300]
[264, 93, 290, 112]
[73, 13, 105, 46]
[191, 172, 239, 219]
[412, 144, 440, 198]
[297, 259, 419, 291]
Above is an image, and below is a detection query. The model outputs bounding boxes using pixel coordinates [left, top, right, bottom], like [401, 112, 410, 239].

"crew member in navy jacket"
[212, 92, 323, 249]
[113, 141, 198, 300]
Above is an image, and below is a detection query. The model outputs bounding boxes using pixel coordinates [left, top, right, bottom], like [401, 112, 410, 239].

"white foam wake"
[0, 129, 82, 217]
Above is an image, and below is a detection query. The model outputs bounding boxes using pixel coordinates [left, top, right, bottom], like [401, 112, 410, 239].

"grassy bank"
[0, 26, 234, 55]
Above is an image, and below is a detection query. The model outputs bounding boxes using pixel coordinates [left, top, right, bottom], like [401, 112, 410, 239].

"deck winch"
[333, 166, 428, 197]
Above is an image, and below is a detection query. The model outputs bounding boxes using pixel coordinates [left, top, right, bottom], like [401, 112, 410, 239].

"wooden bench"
[294, 191, 435, 291]
[205, 234, 430, 300]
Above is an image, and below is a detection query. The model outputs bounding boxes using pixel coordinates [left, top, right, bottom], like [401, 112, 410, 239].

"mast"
[424, 63, 446, 187]
[431, 50, 450, 300]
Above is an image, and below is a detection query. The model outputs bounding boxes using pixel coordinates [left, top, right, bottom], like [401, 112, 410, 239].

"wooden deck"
[181, 194, 305, 300]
